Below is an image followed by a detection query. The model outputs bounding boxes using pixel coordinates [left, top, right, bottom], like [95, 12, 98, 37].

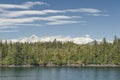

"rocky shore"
[0, 64, 120, 67]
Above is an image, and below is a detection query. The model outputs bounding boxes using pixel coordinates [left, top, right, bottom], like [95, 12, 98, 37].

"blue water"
[0, 67, 120, 80]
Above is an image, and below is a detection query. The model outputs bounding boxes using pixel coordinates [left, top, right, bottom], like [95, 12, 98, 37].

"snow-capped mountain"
[0, 34, 101, 44]
[18, 34, 40, 43]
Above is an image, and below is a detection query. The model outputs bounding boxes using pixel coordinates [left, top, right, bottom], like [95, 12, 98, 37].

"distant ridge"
[0, 34, 104, 44]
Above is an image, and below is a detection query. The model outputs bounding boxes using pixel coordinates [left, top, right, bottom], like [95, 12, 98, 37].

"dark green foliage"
[0, 37, 120, 66]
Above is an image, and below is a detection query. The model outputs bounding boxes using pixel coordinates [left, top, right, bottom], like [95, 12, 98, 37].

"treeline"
[0, 37, 120, 66]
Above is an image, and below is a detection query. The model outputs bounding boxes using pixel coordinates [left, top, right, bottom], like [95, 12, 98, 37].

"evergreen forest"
[0, 37, 120, 66]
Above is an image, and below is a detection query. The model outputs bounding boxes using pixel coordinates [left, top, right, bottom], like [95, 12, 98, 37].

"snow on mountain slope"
[18, 34, 39, 43]
[1, 35, 98, 44]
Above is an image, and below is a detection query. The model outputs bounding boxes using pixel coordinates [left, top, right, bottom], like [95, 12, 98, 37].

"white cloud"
[42, 15, 81, 22]
[0, 2, 108, 31]
[22, 1, 49, 8]
[89, 13, 109, 16]
[0, 26, 18, 29]
[2, 10, 46, 17]
[64, 8, 101, 13]
[46, 15, 81, 20]
[0, 18, 36, 23]
[1, 8, 102, 18]
[0, 1, 48, 9]
[46, 20, 80, 25]
[0, 30, 18, 33]
[12, 23, 43, 26]
[80, 8, 101, 13]
[0, 23, 43, 27]
[0, 10, 62, 18]
[0, 15, 81, 24]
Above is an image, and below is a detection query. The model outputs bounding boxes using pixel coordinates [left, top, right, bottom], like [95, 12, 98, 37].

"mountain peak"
[1, 35, 102, 44]
[29, 34, 38, 39]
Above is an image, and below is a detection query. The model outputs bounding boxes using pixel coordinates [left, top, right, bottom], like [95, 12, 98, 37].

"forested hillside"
[0, 37, 120, 66]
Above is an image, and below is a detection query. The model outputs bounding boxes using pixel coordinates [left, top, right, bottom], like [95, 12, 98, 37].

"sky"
[0, 0, 120, 40]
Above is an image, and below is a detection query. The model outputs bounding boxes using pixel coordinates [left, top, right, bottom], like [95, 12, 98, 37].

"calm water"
[0, 67, 120, 80]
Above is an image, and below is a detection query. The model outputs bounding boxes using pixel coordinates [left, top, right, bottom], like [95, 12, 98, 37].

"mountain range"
[1, 34, 102, 44]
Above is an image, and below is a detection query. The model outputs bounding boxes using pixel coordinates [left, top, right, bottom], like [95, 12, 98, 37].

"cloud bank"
[0, 1, 108, 33]
[0, 2, 47, 9]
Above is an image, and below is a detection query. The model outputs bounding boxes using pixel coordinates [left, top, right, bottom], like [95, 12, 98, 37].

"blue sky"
[0, 0, 120, 40]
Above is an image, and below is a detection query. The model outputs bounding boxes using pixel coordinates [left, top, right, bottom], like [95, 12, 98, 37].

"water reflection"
[0, 67, 120, 80]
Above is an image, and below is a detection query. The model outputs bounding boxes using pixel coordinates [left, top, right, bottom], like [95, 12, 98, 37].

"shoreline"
[0, 64, 120, 67]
